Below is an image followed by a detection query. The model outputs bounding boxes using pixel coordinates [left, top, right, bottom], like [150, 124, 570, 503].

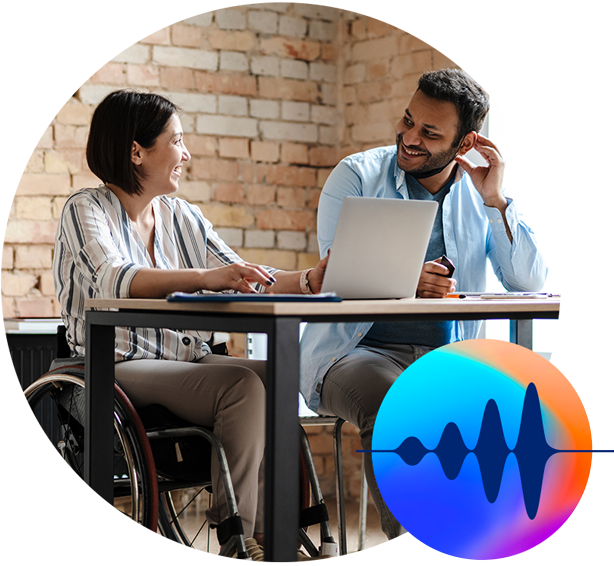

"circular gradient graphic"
[371, 339, 592, 560]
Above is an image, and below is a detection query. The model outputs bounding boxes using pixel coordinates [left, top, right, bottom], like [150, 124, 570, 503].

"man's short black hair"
[418, 68, 489, 144]
[86, 90, 179, 196]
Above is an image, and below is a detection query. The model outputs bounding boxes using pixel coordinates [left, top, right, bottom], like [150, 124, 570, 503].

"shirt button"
[489, 218, 494, 224]
[182, 337, 191, 346]
[357, 333, 363, 337]
[332, 357, 337, 362]
[497, 218, 502, 223]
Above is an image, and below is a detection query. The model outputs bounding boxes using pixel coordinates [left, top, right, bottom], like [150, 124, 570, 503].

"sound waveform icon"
[363, 382, 612, 520]
[369, 340, 601, 559]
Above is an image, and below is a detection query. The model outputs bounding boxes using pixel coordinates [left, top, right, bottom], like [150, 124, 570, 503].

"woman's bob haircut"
[86, 90, 179, 196]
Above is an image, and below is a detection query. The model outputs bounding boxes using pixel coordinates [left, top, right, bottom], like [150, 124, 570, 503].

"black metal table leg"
[84, 319, 115, 504]
[264, 317, 301, 562]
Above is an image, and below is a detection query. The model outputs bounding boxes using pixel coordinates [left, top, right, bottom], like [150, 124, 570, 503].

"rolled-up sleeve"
[60, 196, 143, 298]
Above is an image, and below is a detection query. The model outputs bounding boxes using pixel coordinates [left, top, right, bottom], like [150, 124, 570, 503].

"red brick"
[277, 187, 306, 208]
[208, 30, 256, 52]
[2, 296, 16, 318]
[4, 220, 58, 244]
[195, 72, 257, 96]
[240, 163, 257, 183]
[183, 134, 216, 156]
[26, 6, 64, 31]
[126, 64, 160, 86]
[70, 16, 102, 38]
[281, 143, 309, 164]
[260, 37, 321, 61]
[366, 61, 389, 81]
[309, 147, 340, 167]
[321, 43, 338, 62]
[307, 189, 321, 209]
[160, 66, 195, 89]
[89, 62, 125, 84]
[190, 158, 240, 181]
[219, 137, 250, 159]
[257, 209, 315, 231]
[214, 183, 245, 203]
[258, 77, 319, 102]
[246, 185, 276, 205]
[140, 27, 170, 45]
[390, 50, 433, 79]
[15, 296, 56, 318]
[171, 24, 203, 48]
[54, 124, 89, 149]
[256, 164, 317, 187]
[251, 141, 279, 163]
[17, 174, 71, 196]
[306, 433, 334, 455]
[366, 17, 395, 38]
[317, 168, 333, 189]
[356, 80, 394, 103]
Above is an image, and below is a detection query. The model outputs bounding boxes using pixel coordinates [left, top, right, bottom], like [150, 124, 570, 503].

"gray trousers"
[115, 355, 266, 538]
[318, 343, 434, 539]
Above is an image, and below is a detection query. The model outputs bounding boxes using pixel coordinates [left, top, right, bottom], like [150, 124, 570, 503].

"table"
[84, 296, 559, 561]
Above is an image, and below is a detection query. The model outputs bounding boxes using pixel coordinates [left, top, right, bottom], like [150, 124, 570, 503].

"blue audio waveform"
[365, 383, 611, 520]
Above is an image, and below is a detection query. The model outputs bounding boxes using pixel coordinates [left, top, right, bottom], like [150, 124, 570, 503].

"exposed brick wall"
[3, 3, 456, 500]
[339, 2, 462, 158]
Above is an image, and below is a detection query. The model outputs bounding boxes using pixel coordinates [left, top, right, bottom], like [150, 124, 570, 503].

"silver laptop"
[320, 197, 438, 299]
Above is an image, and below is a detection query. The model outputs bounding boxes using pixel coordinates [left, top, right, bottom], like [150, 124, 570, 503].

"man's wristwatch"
[300, 268, 314, 294]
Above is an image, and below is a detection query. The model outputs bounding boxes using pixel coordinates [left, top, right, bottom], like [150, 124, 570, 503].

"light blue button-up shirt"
[299, 145, 548, 412]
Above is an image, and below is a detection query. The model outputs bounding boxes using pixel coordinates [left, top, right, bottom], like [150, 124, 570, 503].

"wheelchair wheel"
[158, 487, 214, 551]
[0, 374, 157, 562]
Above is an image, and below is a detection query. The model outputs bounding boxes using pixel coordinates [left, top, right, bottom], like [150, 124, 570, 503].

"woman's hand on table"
[202, 263, 276, 294]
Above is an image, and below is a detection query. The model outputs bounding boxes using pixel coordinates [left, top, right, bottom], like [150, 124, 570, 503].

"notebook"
[319, 196, 438, 299]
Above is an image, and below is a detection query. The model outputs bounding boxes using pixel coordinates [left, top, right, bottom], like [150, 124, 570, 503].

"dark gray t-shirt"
[360, 174, 454, 348]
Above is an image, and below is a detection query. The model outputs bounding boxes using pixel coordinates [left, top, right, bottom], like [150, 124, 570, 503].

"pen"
[446, 293, 466, 299]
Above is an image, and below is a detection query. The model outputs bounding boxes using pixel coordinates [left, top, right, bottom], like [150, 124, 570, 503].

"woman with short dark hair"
[54, 89, 328, 554]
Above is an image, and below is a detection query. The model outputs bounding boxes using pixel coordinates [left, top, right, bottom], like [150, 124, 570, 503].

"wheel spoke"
[189, 517, 209, 547]
[173, 487, 207, 519]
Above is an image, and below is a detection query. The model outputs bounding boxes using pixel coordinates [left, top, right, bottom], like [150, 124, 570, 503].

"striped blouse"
[53, 185, 272, 362]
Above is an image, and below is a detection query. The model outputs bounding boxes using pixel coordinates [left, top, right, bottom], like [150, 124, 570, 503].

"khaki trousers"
[115, 355, 266, 538]
[318, 343, 434, 539]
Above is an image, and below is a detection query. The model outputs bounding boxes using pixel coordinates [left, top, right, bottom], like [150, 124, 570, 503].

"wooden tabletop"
[85, 296, 560, 317]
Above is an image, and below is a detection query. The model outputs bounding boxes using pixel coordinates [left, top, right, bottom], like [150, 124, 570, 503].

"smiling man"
[300, 68, 548, 539]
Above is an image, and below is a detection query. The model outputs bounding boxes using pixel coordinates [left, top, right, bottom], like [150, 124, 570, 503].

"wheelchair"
[24, 328, 338, 559]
